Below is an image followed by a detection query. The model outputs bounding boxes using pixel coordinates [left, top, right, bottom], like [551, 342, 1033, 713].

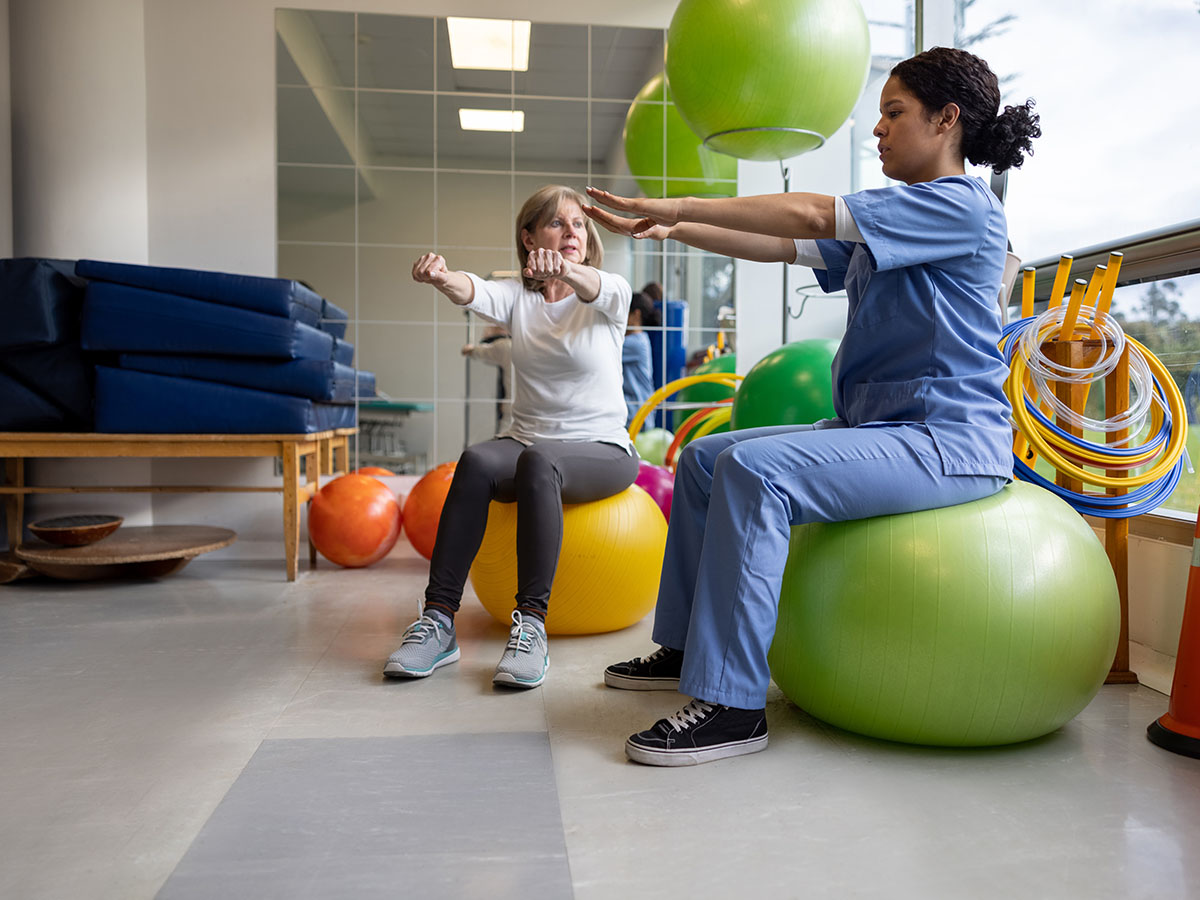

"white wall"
[9, 0, 148, 261]
[0, 0, 12, 257]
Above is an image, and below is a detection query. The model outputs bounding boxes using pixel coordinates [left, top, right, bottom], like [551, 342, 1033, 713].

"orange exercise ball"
[353, 466, 395, 477]
[402, 461, 457, 560]
[308, 473, 402, 568]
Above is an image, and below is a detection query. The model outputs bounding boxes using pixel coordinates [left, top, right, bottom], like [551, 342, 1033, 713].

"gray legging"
[424, 438, 639, 621]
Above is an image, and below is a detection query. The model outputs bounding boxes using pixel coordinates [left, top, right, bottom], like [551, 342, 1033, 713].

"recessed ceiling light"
[446, 17, 531, 71]
[459, 109, 525, 132]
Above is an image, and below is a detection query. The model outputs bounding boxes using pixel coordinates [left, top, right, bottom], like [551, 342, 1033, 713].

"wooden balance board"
[15, 525, 237, 581]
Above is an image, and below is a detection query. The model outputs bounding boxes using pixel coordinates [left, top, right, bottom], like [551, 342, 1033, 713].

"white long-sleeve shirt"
[464, 271, 634, 452]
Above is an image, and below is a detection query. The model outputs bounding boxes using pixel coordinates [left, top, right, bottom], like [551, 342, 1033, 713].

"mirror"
[276, 10, 737, 471]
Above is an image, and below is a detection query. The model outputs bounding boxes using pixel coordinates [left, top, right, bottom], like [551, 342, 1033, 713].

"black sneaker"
[625, 700, 768, 766]
[604, 646, 683, 690]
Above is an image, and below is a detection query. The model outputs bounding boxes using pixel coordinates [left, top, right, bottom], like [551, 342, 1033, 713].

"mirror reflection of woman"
[586, 47, 1041, 766]
[385, 185, 638, 689]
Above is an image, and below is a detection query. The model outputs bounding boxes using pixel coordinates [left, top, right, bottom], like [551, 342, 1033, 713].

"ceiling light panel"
[446, 17, 531, 71]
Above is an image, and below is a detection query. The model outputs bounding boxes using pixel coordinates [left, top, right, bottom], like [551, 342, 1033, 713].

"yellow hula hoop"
[627, 373, 744, 440]
[691, 406, 732, 440]
[1007, 335, 1186, 489]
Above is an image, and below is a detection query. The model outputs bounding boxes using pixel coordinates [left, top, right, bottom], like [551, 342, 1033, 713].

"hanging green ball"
[623, 72, 738, 198]
[666, 0, 871, 161]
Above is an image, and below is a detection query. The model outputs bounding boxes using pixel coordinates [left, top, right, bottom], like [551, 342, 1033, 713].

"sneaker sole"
[492, 661, 548, 689]
[604, 670, 682, 691]
[383, 647, 461, 678]
[624, 734, 768, 767]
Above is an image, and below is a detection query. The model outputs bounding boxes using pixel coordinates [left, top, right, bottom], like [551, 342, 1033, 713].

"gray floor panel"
[156, 734, 573, 900]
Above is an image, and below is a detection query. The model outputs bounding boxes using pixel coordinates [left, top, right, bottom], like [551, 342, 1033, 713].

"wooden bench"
[0, 429, 356, 581]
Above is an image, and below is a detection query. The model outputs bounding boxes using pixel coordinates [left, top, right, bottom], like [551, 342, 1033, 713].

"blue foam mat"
[95, 367, 357, 434]
[76, 259, 324, 326]
[82, 282, 336, 360]
[1, 258, 86, 350]
[118, 354, 374, 403]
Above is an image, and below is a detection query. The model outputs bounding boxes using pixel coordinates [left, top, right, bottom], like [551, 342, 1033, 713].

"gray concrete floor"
[2, 544, 1199, 899]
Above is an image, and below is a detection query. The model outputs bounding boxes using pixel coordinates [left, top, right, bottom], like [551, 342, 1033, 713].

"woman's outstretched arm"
[412, 252, 475, 305]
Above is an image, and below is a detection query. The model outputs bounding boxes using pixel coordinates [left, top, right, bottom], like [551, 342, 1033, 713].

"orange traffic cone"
[1147, 512, 1200, 757]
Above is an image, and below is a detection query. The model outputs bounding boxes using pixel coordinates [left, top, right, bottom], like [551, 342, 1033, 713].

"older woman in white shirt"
[384, 185, 637, 689]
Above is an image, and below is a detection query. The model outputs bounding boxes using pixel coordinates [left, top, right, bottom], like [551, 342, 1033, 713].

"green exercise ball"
[769, 482, 1120, 746]
[634, 427, 674, 466]
[731, 339, 837, 429]
[623, 72, 737, 199]
[666, 0, 871, 160]
[674, 353, 737, 434]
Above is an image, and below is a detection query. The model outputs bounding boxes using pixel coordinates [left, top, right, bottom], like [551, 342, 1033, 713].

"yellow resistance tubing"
[627, 373, 743, 440]
[1018, 313, 1166, 461]
[1008, 318, 1168, 468]
[1007, 335, 1186, 488]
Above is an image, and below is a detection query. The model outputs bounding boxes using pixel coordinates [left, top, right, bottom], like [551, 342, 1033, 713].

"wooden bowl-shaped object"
[28, 514, 124, 546]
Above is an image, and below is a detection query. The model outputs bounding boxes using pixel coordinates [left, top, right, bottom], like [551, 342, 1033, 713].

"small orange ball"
[352, 466, 395, 477]
[308, 474, 402, 568]
[402, 461, 457, 560]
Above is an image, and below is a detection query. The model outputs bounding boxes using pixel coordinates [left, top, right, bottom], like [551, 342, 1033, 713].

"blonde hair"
[515, 185, 604, 291]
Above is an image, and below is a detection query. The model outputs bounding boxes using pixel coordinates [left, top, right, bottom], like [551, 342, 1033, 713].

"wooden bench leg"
[5, 458, 25, 551]
[282, 443, 301, 581]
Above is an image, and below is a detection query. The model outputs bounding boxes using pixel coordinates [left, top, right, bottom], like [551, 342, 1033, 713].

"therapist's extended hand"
[585, 188, 681, 235]
[583, 201, 671, 242]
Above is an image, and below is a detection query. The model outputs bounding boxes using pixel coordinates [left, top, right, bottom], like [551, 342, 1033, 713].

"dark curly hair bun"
[892, 47, 1041, 173]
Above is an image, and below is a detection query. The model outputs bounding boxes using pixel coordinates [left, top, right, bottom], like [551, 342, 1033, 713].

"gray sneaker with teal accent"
[492, 611, 549, 688]
[383, 612, 460, 678]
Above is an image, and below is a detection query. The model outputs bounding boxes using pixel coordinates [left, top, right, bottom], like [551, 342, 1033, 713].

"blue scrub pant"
[654, 420, 1006, 709]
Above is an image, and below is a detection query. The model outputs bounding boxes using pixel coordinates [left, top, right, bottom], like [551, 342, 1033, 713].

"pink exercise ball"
[635, 461, 674, 523]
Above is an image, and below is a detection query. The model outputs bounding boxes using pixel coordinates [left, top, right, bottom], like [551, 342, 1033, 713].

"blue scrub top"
[814, 175, 1013, 478]
[622, 330, 654, 426]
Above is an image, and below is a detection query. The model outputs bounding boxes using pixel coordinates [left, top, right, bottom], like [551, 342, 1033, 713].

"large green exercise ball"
[623, 72, 738, 199]
[634, 427, 674, 466]
[674, 353, 737, 433]
[769, 482, 1120, 746]
[731, 339, 837, 429]
[666, 0, 871, 160]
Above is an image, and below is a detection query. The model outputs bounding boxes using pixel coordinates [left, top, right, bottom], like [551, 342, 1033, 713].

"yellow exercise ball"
[469, 486, 668, 635]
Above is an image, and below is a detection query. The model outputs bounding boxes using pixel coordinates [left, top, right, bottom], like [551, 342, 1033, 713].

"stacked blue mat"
[0, 259, 94, 430]
[76, 260, 375, 434]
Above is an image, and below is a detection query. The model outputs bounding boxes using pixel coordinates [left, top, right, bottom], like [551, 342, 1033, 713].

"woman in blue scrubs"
[585, 47, 1041, 766]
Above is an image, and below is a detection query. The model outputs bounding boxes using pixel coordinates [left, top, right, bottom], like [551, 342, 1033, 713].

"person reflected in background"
[641, 281, 664, 303]
[622, 292, 658, 428]
[462, 325, 513, 435]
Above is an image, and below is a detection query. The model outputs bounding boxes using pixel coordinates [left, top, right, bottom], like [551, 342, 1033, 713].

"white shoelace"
[506, 611, 540, 653]
[637, 646, 674, 666]
[402, 614, 443, 645]
[665, 699, 716, 733]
